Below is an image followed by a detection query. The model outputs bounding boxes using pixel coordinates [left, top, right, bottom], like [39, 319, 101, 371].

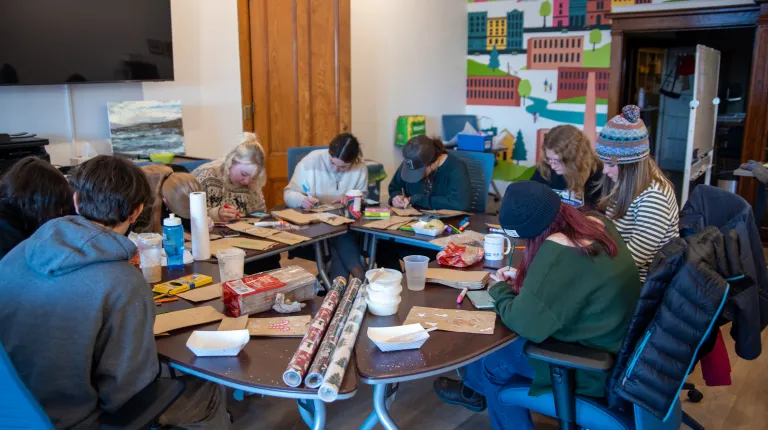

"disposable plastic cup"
[403, 255, 430, 291]
[136, 233, 163, 283]
[217, 248, 246, 283]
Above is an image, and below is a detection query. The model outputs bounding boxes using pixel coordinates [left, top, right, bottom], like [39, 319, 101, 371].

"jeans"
[463, 338, 535, 430]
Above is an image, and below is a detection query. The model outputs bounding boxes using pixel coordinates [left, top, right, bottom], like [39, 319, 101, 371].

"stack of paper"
[364, 216, 414, 230]
[425, 268, 489, 290]
[272, 209, 318, 225]
[313, 212, 354, 226]
[390, 207, 422, 216]
[421, 209, 470, 219]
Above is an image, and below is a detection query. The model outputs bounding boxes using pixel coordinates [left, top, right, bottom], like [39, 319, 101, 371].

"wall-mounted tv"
[0, 0, 173, 86]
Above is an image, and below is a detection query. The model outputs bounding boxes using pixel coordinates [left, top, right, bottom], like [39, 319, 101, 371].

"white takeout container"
[365, 296, 401, 316]
[367, 323, 431, 352]
[411, 221, 442, 237]
[186, 330, 250, 357]
[367, 285, 403, 303]
[365, 268, 403, 287]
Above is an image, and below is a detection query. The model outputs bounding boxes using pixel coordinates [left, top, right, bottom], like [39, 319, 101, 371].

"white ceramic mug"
[484, 233, 512, 261]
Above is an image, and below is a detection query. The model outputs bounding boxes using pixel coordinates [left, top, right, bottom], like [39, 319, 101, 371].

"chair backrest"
[451, 150, 494, 213]
[287, 146, 328, 180]
[442, 115, 478, 142]
[0, 344, 54, 429]
[177, 159, 211, 173]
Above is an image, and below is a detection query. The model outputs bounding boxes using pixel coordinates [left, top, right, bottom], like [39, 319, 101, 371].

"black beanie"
[498, 181, 561, 239]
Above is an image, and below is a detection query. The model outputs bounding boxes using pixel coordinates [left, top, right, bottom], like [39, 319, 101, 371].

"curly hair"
[538, 125, 601, 198]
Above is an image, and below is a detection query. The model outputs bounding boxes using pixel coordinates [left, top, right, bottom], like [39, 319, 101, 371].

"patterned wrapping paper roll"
[282, 277, 347, 387]
[304, 278, 362, 388]
[319, 284, 367, 402]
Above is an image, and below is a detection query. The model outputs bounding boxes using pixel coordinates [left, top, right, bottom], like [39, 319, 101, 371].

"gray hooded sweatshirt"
[0, 216, 158, 429]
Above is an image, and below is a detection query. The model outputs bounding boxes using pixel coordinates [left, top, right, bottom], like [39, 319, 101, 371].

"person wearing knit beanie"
[596, 105, 650, 166]
[434, 180, 641, 424]
[598, 105, 679, 282]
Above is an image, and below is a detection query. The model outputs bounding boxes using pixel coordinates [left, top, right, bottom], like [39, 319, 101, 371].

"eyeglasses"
[544, 156, 562, 166]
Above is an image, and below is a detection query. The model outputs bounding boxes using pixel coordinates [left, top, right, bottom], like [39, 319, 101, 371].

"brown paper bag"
[227, 222, 260, 234]
[422, 209, 470, 218]
[218, 315, 250, 331]
[272, 209, 317, 225]
[154, 306, 224, 335]
[425, 268, 489, 290]
[313, 212, 354, 226]
[177, 284, 223, 303]
[247, 315, 311, 337]
[403, 306, 496, 335]
[269, 231, 310, 245]
[390, 207, 422, 216]
[308, 203, 344, 213]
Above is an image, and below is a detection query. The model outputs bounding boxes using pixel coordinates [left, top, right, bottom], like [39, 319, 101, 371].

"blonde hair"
[219, 132, 267, 190]
[538, 125, 601, 198]
[140, 164, 202, 233]
[599, 157, 674, 219]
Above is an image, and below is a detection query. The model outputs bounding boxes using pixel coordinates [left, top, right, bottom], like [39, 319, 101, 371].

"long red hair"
[514, 203, 619, 292]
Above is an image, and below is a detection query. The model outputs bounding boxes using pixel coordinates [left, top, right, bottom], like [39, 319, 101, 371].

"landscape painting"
[108, 100, 184, 157]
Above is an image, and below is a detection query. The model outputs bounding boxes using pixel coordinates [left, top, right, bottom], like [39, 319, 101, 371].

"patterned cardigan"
[192, 162, 266, 221]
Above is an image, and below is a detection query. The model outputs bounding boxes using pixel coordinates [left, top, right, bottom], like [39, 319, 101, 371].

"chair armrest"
[524, 339, 614, 373]
[100, 378, 185, 430]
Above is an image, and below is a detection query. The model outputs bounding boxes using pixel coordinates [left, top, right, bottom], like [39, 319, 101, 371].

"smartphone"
[467, 290, 495, 309]
[220, 229, 240, 238]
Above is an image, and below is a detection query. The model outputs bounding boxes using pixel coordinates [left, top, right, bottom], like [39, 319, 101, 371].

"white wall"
[0, 0, 243, 165]
[351, 0, 468, 200]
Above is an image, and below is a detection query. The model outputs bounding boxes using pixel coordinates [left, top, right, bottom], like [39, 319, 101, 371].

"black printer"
[0, 133, 51, 175]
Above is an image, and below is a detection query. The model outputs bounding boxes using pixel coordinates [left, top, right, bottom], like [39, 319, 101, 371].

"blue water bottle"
[163, 213, 184, 270]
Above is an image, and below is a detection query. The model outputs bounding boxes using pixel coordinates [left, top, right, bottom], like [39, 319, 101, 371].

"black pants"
[244, 253, 281, 275]
[374, 239, 438, 271]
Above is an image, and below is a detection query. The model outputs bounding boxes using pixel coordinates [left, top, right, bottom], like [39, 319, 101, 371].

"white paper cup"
[137, 233, 163, 283]
[217, 248, 246, 282]
[403, 255, 429, 291]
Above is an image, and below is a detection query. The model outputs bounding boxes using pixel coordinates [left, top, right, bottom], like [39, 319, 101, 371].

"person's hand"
[332, 196, 346, 205]
[491, 266, 518, 284]
[218, 206, 239, 222]
[301, 196, 319, 210]
[392, 195, 410, 209]
[207, 216, 214, 231]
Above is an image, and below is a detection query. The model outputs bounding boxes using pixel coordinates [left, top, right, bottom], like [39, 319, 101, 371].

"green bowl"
[149, 153, 175, 164]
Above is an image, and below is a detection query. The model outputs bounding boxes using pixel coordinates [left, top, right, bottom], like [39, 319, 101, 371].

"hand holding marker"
[302, 184, 319, 208]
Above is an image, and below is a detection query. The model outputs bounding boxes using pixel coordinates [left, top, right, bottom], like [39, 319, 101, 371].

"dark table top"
[354, 255, 521, 384]
[154, 262, 358, 399]
[350, 213, 500, 250]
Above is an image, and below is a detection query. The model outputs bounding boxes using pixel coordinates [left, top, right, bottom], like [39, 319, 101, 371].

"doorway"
[237, 0, 351, 208]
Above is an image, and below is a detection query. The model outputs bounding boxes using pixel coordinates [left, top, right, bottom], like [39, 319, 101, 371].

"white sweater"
[283, 150, 368, 208]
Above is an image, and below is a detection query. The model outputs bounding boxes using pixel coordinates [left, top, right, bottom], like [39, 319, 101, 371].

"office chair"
[451, 151, 495, 213]
[287, 146, 328, 179]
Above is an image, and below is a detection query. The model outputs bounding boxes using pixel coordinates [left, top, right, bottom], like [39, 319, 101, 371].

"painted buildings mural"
[467, 0, 612, 166]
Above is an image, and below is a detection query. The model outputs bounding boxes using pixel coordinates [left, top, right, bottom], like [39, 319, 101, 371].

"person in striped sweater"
[597, 105, 679, 281]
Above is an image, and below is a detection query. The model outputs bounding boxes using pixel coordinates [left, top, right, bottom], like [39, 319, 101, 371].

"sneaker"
[433, 377, 487, 412]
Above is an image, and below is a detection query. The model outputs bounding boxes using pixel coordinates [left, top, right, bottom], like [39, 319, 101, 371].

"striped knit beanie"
[596, 105, 650, 165]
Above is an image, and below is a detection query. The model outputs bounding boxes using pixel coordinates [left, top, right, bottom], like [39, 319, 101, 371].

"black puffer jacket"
[607, 227, 744, 419]
[680, 184, 768, 359]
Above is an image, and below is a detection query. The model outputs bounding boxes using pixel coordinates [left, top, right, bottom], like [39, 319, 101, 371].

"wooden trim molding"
[237, 0, 254, 133]
[609, 4, 760, 32]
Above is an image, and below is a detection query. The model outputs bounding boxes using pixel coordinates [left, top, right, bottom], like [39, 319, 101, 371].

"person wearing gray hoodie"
[0, 156, 227, 429]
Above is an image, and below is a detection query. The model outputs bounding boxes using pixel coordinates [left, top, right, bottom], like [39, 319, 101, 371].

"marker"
[155, 297, 179, 305]
[489, 227, 505, 234]
[448, 224, 461, 234]
[506, 241, 517, 269]
[223, 203, 241, 219]
[458, 217, 470, 227]
[457, 287, 469, 304]
[301, 184, 318, 208]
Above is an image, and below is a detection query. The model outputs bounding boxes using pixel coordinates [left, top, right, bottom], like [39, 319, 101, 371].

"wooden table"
[350, 213, 500, 269]
[154, 263, 357, 430]
[354, 257, 521, 430]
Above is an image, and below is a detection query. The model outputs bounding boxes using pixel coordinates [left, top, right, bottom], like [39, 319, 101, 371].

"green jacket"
[388, 153, 471, 211]
[489, 221, 641, 397]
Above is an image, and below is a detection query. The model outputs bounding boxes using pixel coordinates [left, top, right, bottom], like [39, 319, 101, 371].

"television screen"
[0, 0, 173, 86]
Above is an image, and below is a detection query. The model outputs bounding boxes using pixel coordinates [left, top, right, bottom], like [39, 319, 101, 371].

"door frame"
[237, 0, 254, 133]
[607, 2, 768, 205]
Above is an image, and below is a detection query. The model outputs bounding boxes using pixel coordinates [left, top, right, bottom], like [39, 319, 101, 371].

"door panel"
[245, 0, 350, 208]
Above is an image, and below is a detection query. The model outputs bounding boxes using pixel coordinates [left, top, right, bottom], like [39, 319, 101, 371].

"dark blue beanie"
[498, 181, 561, 239]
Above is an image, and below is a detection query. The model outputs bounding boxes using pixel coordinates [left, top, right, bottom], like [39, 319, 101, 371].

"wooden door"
[682, 44, 720, 205]
[238, 0, 351, 209]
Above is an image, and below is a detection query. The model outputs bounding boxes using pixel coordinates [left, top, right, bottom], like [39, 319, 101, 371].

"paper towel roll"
[189, 192, 211, 260]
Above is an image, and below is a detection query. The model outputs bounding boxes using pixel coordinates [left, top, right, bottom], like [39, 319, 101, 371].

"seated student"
[377, 135, 471, 270]
[530, 125, 603, 208]
[134, 164, 206, 233]
[0, 156, 228, 429]
[284, 133, 367, 279]
[194, 132, 279, 272]
[0, 157, 74, 259]
[434, 181, 641, 430]
[597, 105, 679, 282]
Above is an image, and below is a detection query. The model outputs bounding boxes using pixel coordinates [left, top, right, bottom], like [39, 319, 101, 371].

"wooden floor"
[224, 255, 768, 429]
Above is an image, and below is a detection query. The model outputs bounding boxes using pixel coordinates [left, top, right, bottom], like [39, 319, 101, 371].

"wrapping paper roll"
[319, 284, 367, 402]
[304, 278, 362, 388]
[189, 192, 211, 260]
[282, 277, 347, 387]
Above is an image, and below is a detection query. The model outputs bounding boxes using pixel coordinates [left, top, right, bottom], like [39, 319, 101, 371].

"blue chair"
[287, 146, 328, 179]
[442, 115, 478, 142]
[0, 342, 186, 430]
[451, 151, 495, 213]
[177, 158, 211, 173]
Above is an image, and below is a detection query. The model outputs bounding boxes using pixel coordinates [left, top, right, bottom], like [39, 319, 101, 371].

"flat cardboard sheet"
[313, 212, 354, 226]
[218, 316, 249, 331]
[364, 216, 415, 230]
[208, 238, 277, 254]
[269, 231, 310, 245]
[227, 222, 260, 234]
[247, 315, 312, 337]
[425, 268, 489, 290]
[245, 227, 279, 238]
[422, 209, 470, 219]
[403, 306, 496, 335]
[390, 207, 422, 216]
[309, 203, 344, 213]
[177, 284, 223, 303]
[154, 306, 225, 335]
[272, 209, 317, 225]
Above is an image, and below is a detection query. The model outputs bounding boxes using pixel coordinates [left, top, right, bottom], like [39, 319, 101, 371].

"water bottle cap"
[163, 213, 182, 227]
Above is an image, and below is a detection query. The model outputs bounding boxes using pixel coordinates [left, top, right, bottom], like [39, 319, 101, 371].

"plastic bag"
[436, 242, 484, 268]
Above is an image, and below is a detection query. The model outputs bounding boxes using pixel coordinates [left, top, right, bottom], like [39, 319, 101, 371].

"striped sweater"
[607, 181, 679, 282]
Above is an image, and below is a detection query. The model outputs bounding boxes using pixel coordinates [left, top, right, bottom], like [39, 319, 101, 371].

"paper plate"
[186, 329, 250, 357]
[367, 323, 431, 352]
[411, 221, 442, 237]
